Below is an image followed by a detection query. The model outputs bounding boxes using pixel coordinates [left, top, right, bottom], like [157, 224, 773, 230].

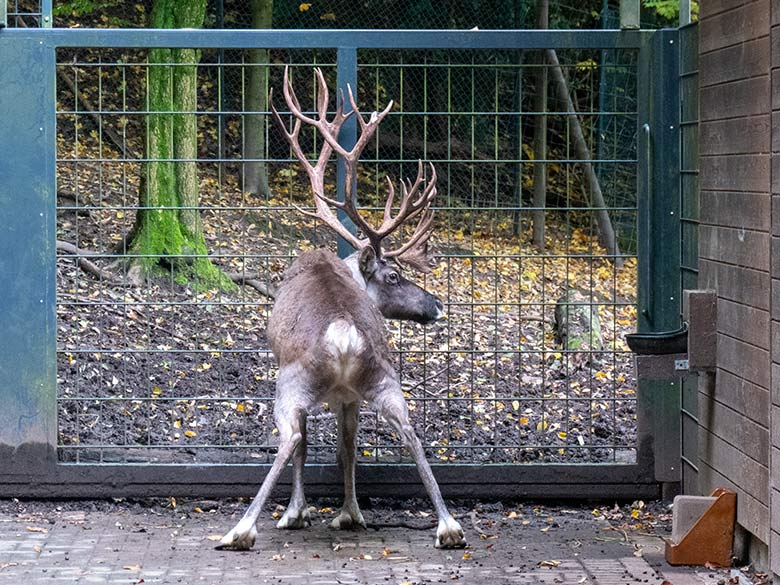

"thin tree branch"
[225, 272, 276, 299]
[56, 240, 125, 284]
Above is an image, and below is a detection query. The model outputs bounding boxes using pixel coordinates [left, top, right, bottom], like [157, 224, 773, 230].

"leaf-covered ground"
[56, 156, 638, 467]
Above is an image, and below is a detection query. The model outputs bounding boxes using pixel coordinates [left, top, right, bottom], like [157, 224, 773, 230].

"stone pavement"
[0, 499, 750, 584]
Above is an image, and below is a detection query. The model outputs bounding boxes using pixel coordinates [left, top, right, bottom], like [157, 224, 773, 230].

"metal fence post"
[637, 29, 682, 488]
[41, 0, 53, 27]
[336, 46, 358, 259]
[619, 0, 640, 30]
[0, 32, 57, 475]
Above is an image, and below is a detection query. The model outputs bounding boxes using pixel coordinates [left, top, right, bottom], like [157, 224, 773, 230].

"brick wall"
[697, 0, 772, 556]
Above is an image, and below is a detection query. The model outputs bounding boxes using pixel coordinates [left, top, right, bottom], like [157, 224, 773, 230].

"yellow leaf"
[236, 403, 245, 413]
[299, 2, 311, 10]
[173, 420, 182, 429]
[631, 509, 640, 519]
[536, 420, 548, 431]
[462, 551, 472, 560]
[184, 430, 197, 438]
[538, 560, 561, 568]
[512, 400, 520, 411]
[152, 386, 162, 395]
[557, 431, 567, 440]
[519, 416, 529, 425]
[116, 211, 125, 219]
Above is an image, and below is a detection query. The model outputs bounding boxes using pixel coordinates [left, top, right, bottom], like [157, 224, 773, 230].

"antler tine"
[374, 161, 437, 238]
[380, 162, 438, 272]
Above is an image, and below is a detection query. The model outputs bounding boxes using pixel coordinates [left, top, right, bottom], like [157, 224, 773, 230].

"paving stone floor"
[0, 499, 750, 584]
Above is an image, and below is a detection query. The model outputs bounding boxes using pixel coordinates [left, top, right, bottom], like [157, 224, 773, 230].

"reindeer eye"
[386, 271, 399, 285]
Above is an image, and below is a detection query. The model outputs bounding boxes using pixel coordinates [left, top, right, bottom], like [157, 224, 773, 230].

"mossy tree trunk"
[129, 0, 234, 290]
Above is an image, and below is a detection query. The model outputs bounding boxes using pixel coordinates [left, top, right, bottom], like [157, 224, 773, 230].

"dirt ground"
[0, 497, 766, 584]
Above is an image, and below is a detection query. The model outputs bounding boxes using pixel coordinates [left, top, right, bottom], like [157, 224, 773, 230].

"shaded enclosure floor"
[0, 498, 758, 584]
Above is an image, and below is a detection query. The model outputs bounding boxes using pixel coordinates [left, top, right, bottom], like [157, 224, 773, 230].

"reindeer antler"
[269, 66, 438, 272]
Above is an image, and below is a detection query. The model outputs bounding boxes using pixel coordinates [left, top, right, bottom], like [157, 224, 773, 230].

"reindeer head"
[270, 67, 444, 324]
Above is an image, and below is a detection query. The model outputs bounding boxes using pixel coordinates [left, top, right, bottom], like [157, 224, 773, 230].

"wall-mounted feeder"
[665, 488, 736, 567]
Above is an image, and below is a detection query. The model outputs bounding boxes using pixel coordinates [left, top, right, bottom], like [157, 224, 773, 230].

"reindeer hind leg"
[217, 366, 313, 550]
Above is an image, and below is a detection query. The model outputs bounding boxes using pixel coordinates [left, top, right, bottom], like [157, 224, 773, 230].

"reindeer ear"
[358, 246, 379, 278]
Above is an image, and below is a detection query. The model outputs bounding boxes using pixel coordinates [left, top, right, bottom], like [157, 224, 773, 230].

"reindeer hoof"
[215, 521, 257, 551]
[435, 517, 466, 549]
[330, 507, 367, 530]
[276, 505, 311, 529]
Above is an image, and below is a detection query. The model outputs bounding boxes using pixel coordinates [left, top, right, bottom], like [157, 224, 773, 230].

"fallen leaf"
[271, 554, 284, 561]
[462, 551, 472, 560]
[0, 563, 18, 571]
[538, 560, 561, 567]
[123, 565, 142, 571]
[25, 526, 48, 533]
[206, 535, 223, 541]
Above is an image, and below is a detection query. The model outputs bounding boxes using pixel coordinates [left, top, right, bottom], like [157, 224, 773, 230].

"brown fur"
[268, 249, 392, 393]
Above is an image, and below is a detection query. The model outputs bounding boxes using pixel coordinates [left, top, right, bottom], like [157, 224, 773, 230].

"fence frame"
[0, 26, 678, 499]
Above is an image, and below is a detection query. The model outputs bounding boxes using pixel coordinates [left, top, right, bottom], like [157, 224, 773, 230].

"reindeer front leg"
[376, 381, 466, 549]
[276, 409, 311, 529]
[331, 401, 366, 529]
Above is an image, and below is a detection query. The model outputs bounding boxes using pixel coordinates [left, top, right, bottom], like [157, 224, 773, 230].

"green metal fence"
[0, 27, 680, 498]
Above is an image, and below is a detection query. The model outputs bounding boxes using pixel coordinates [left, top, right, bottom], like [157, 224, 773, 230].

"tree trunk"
[545, 48, 622, 267]
[244, 0, 273, 197]
[531, 0, 548, 249]
[129, 0, 235, 289]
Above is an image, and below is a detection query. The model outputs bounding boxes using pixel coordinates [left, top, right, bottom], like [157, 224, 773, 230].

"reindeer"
[217, 68, 465, 551]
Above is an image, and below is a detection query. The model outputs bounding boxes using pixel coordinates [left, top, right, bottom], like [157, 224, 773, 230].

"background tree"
[127, 0, 234, 289]
[531, 0, 549, 249]
[243, 0, 273, 197]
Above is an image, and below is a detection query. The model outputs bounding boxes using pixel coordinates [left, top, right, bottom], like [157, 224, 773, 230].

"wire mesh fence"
[54, 43, 639, 468]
